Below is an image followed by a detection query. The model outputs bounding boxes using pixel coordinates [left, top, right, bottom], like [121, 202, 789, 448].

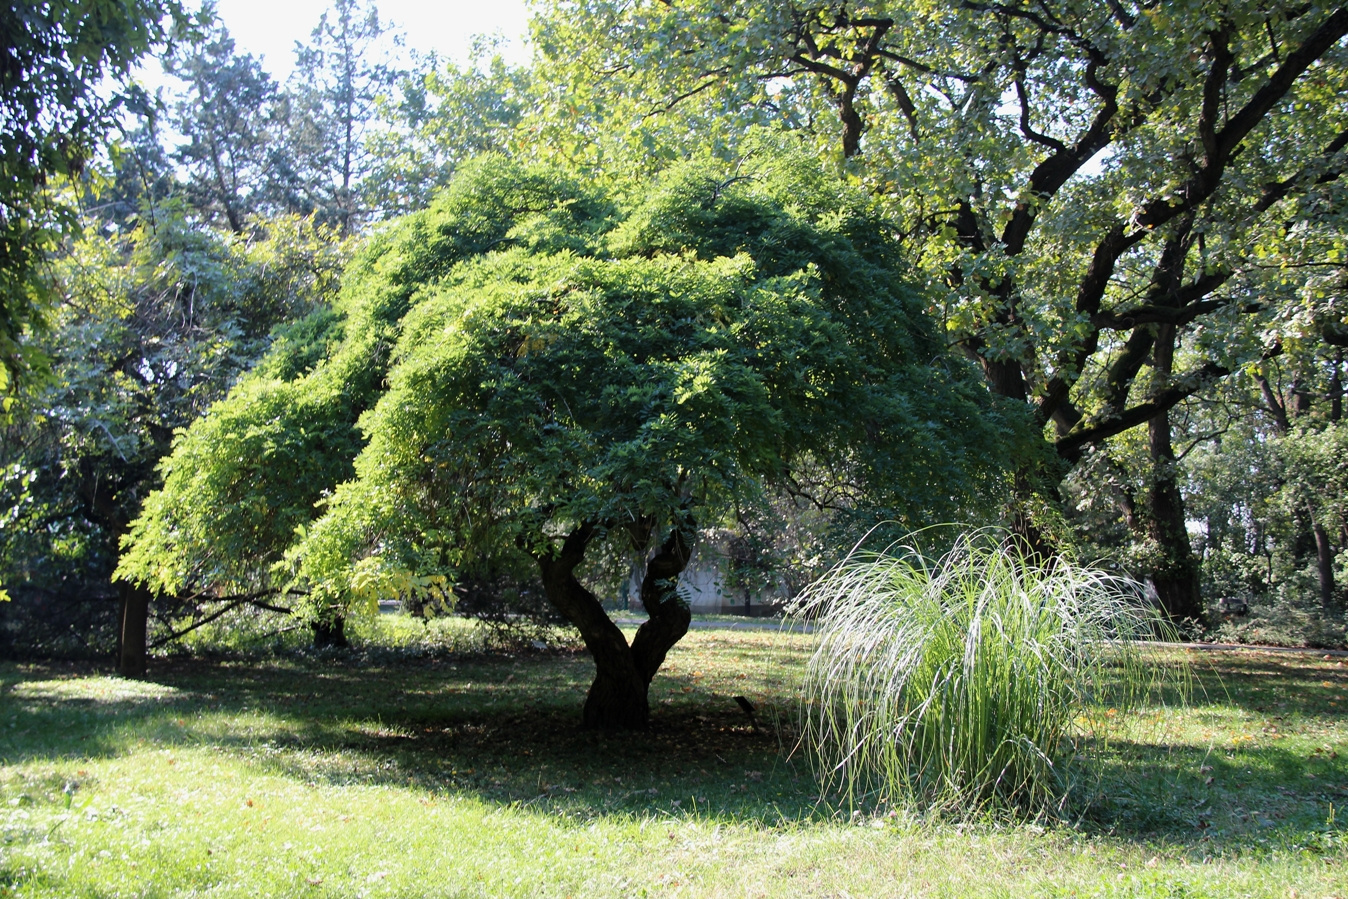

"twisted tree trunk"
[537, 516, 694, 730]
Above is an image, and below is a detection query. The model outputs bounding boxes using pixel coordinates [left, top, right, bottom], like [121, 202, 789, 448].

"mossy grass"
[792, 529, 1189, 817]
[1, 619, 1345, 897]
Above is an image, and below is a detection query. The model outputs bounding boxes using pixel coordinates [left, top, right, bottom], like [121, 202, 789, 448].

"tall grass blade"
[792, 528, 1183, 817]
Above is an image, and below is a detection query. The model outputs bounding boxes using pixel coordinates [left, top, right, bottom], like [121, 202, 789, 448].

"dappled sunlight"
[1, 635, 1345, 897]
[6, 677, 185, 706]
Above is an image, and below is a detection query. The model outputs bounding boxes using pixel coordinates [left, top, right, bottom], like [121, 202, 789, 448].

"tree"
[0, 207, 345, 670]
[0, 0, 186, 393]
[363, 39, 530, 217]
[164, 10, 289, 233]
[530, 0, 1348, 620]
[1279, 422, 1347, 612]
[1066, 347, 1345, 638]
[119, 151, 1022, 726]
[284, 0, 403, 233]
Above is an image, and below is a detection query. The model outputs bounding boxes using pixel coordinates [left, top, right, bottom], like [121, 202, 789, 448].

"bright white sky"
[209, 0, 533, 80]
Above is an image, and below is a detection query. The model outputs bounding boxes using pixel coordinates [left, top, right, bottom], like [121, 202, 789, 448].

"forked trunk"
[537, 518, 694, 730]
[582, 641, 650, 730]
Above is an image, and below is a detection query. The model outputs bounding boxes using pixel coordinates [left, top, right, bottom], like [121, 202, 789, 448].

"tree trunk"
[311, 615, 348, 649]
[536, 517, 694, 730]
[1314, 521, 1336, 612]
[1142, 321, 1205, 625]
[628, 519, 694, 686]
[1005, 471, 1059, 564]
[581, 640, 651, 730]
[1329, 351, 1343, 423]
[117, 582, 151, 677]
[1144, 408, 1205, 624]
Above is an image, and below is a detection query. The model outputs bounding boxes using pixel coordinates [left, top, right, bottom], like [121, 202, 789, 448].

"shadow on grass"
[1186, 651, 1348, 718]
[0, 651, 822, 828]
[2, 645, 1345, 846]
[1085, 736, 1347, 837]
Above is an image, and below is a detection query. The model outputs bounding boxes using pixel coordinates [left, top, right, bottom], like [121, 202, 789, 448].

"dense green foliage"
[3, 0, 1344, 661]
[289, 155, 1013, 598]
[530, 0, 1348, 621]
[119, 151, 1021, 719]
[0, 0, 186, 392]
[0, 210, 344, 655]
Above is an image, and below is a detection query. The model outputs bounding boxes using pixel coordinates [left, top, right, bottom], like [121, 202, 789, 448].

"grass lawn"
[1, 621, 1345, 897]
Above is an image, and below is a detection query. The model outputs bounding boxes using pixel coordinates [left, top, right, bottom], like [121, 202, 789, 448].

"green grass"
[1, 620, 1346, 897]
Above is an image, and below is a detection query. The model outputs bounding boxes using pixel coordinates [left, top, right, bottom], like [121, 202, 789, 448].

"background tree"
[1064, 345, 1346, 645]
[284, 0, 404, 233]
[0, 208, 345, 668]
[0, 0, 186, 393]
[119, 151, 1023, 725]
[1182, 352, 1345, 639]
[363, 39, 530, 217]
[164, 11, 290, 233]
[530, 0, 1348, 621]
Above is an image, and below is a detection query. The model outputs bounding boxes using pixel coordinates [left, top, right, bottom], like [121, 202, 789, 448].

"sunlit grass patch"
[7, 677, 183, 705]
[0, 625, 1344, 897]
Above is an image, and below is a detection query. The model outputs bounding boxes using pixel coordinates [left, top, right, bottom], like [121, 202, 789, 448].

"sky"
[209, 0, 533, 80]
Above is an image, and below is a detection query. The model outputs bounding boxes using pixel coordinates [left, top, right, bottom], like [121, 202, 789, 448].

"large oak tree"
[530, 0, 1348, 619]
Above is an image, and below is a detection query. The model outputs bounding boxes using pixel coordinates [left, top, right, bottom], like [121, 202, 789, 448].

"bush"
[444, 571, 566, 652]
[1205, 563, 1347, 649]
[792, 530, 1179, 817]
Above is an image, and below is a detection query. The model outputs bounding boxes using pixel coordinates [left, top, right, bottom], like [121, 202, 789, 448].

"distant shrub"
[0, 585, 119, 660]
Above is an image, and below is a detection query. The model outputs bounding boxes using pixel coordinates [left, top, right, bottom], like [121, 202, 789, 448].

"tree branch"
[1013, 70, 1065, 153]
[147, 589, 295, 649]
[1135, 7, 1348, 232]
[1056, 362, 1234, 462]
[1089, 297, 1230, 330]
[1198, 26, 1234, 165]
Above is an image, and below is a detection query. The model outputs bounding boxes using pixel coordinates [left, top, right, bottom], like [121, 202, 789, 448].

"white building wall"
[625, 530, 781, 614]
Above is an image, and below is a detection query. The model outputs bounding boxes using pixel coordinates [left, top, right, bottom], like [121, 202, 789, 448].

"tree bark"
[1142, 323, 1205, 624]
[1005, 471, 1058, 564]
[1144, 414, 1204, 623]
[1143, 456, 1204, 623]
[117, 582, 151, 677]
[536, 516, 695, 730]
[311, 615, 348, 649]
[1329, 351, 1343, 423]
[629, 518, 695, 684]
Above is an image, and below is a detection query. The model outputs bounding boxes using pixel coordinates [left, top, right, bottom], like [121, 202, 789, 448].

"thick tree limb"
[1056, 362, 1234, 462]
[1089, 298, 1231, 330]
[1135, 8, 1348, 232]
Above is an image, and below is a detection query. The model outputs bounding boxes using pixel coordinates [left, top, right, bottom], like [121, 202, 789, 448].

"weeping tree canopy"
[119, 150, 1025, 728]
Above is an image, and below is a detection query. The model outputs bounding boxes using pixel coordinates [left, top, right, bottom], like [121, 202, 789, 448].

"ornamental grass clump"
[795, 530, 1177, 817]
